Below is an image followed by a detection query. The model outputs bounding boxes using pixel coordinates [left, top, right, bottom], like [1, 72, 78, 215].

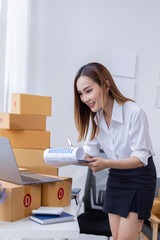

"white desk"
[0, 205, 79, 240]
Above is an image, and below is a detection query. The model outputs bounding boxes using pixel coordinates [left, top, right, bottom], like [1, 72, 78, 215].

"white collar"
[94, 99, 124, 128]
[111, 99, 123, 124]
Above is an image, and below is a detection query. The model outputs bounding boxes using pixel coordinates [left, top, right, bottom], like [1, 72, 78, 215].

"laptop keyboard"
[21, 175, 41, 183]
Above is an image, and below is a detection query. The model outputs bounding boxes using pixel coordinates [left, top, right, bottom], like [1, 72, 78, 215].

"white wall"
[25, 0, 160, 191]
[0, 0, 7, 112]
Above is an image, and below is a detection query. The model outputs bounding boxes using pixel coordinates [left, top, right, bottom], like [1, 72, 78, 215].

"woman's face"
[76, 76, 103, 112]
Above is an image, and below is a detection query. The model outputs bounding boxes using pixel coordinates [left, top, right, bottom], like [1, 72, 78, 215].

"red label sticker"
[14, 101, 16, 107]
[0, 118, 3, 124]
[23, 193, 32, 208]
[57, 188, 64, 200]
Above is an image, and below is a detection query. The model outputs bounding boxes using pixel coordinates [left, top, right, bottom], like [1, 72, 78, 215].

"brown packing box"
[0, 113, 46, 130]
[0, 180, 41, 222]
[42, 176, 72, 207]
[13, 148, 58, 176]
[0, 129, 50, 149]
[11, 93, 52, 116]
[19, 167, 28, 172]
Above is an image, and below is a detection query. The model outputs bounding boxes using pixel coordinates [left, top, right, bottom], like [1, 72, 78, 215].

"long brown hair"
[74, 62, 134, 141]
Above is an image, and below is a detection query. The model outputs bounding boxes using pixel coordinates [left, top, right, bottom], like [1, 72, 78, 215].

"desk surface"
[0, 205, 79, 239]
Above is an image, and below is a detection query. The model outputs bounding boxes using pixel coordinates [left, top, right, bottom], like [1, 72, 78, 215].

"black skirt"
[103, 157, 157, 220]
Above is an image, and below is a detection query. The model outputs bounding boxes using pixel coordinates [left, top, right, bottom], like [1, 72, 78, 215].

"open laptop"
[0, 137, 62, 185]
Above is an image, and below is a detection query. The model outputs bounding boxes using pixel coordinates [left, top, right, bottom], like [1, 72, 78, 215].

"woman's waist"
[108, 157, 156, 184]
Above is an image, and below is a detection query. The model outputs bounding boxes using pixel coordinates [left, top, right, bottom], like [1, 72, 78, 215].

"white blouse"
[83, 100, 154, 166]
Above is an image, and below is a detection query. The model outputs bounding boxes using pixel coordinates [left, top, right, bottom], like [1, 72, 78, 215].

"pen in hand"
[67, 137, 73, 148]
[67, 137, 90, 164]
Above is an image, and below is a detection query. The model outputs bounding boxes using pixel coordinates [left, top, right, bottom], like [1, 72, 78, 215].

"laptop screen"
[0, 137, 23, 184]
[0, 137, 62, 185]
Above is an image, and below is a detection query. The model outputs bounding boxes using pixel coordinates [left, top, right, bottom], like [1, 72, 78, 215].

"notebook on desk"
[0, 137, 61, 185]
[29, 212, 75, 224]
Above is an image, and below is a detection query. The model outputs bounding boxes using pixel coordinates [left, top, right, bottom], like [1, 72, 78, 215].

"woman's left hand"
[87, 157, 108, 172]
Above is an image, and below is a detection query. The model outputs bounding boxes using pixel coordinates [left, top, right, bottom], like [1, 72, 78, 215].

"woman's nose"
[83, 94, 89, 103]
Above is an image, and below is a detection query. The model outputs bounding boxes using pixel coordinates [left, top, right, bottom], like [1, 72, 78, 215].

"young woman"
[74, 62, 156, 240]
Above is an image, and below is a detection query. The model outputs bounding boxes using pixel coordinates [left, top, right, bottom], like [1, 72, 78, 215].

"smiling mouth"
[88, 102, 95, 108]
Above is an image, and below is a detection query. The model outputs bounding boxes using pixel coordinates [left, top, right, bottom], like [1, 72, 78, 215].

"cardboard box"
[0, 113, 46, 130]
[19, 167, 28, 172]
[11, 93, 52, 116]
[27, 166, 58, 176]
[0, 180, 41, 222]
[42, 176, 72, 207]
[13, 148, 58, 176]
[0, 129, 50, 149]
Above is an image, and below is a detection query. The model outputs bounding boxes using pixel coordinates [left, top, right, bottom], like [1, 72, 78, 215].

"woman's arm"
[84, 156, 144, 172]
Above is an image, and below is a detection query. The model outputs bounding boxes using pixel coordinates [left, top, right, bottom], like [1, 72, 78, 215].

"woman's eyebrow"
[77, 86, 91, 93]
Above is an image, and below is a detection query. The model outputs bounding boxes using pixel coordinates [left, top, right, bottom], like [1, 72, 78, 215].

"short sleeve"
[129, 109, 154, 165]
[83, 125, 100, 157]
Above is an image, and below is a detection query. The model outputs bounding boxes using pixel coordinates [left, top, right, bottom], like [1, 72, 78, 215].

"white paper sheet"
[44, 147, 85, 167]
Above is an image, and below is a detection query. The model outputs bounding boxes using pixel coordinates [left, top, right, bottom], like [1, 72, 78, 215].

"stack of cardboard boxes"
[0, 93, 57, 175]
[0, 93, 72, 222]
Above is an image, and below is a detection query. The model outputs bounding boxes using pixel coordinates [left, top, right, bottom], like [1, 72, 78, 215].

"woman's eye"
[86, 89, 92, 93]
